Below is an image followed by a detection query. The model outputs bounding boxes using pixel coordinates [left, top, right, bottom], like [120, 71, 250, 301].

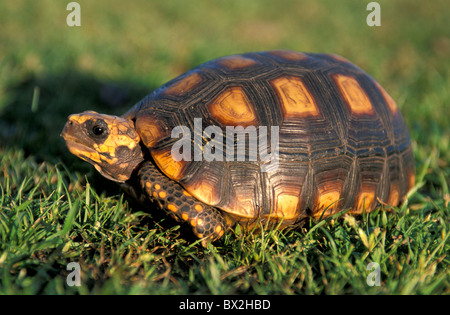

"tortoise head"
[61, 111, 145, 182]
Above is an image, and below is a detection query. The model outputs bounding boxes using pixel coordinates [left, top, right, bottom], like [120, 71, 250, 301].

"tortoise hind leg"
[138, 162, 232, 246]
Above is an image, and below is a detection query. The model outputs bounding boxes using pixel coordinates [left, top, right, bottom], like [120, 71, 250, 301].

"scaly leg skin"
[138, 161, 231, 247]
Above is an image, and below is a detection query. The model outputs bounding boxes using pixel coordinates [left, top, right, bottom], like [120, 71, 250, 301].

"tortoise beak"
[60, 119, 73, 139]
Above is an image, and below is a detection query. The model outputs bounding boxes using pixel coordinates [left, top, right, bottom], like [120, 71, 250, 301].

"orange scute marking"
[267, 50, 309, 61]
[218, 55, 258, 70]
[407, 172, 415, 191]
[270, 76, 320, 119]
[356, 190, 376, 212]
[387, 183, 400, 206]
[151, 149, 187, 181]
[373, 80, 398, 114]
[185, 179, 220, 206]
[276, 194, 299, 220]
[333, 74, 375, 116]
[136, 114, 168, 148]
[317, 190, 341, 212]
[273, 193, 299, 220]
[163, 71, 203, 96]
[207, 86, 258, 126]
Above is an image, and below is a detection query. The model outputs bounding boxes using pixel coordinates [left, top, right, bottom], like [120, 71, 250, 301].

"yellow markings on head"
[215, 225, 223, 235]
[116, 174, 129, 182]
[163, 71, 203, 96]
[71, 146, 102, 164]
[356, 190, 376, 213]
[190, 219, 197, 227]
[333, 74, 375, 116]
[118, 162, 130, 169]
[270, 76, 321, 119]
[100, 117, 139, 151]
[181, 213, 189, 221]
[167, 204, 178, 212]
[387, 183, 400, 206]
[68, 111, 98, 125]
[159, 191, 167, 198]
[154, 184, 161, 190]
[145, 182, 152, 188]
[218, 55, 258, 70]
[373, 80, 398, 114]
[207, 86, 258, 127]
[151, 148, 187, 181]
[267, 50, 309, 61]
[194, 204, 203, 212]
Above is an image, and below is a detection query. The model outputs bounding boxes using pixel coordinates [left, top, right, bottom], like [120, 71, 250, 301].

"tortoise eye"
[86, 119, 109, 139]
[92, 125, 104, 135]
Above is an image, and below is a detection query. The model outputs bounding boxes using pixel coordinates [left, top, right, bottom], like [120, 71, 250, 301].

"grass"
[0, 0, 449, 295]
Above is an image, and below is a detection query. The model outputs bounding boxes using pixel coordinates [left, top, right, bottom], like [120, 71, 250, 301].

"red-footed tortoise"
[61, 50, 415, 246]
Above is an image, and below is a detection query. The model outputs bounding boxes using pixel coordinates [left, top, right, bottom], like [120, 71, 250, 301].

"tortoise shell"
[125, 50, 415, 224]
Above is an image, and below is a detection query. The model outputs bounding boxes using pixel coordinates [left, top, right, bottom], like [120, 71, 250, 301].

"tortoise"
[61, 50, 415, 246]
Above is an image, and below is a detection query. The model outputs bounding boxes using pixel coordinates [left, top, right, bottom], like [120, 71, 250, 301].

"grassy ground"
[0, 0, 448, 295]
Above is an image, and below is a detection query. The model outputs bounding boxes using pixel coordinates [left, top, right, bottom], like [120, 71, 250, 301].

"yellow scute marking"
[185, 179, 220, 206]
[318, 191, 341, 211]
[333, 74, 375, 115]
[356, 190, 376, 212]
[269, 193, 299, 220]
[151, 149, 186, 181]
[387, 183, 399, 206]
[270, 76, 320, 119]
[207, 86, 257, 126]
[407, 172, 415, 191]
[136, 114, 168, 148]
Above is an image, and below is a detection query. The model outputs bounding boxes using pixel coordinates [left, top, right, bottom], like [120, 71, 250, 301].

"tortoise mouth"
[61, 125, 101, 164]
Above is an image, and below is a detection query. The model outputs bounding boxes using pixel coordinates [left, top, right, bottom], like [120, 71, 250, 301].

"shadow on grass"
[0, 70, 155, 196]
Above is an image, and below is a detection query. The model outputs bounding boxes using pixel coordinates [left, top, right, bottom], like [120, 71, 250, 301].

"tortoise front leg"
[138, 161, 232, 246]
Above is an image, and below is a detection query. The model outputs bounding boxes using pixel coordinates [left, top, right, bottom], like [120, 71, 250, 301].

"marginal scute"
[387, 183, 400, 206]
[407, 172, 415, 191]
[270, 76, 321, 119]
[151, 148, 188, 181]
[222, 194, 256, 219]
[272, 193, 299, 220]
[333, 74, 375, 116]
[207, 86, 258, 126]
[316, 189, 341, 217]
[184, 177, 221, 206]
[356, 189, 376, 213]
